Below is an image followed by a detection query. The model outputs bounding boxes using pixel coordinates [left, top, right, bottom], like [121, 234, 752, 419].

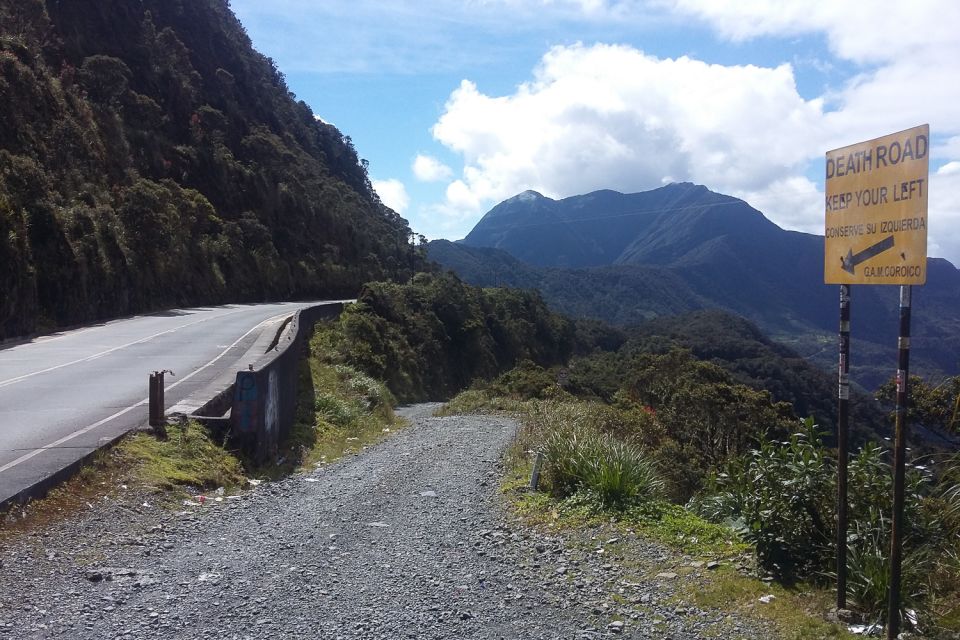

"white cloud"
[412, 154, 454, 182]
[372, 178, 410, 214]
[732, 176, 824, 236]
[665, 1, 960, 65]
[431, 43, 825, 217]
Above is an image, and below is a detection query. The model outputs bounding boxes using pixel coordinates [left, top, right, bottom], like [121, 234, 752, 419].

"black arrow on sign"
[841, 235, 896, 275]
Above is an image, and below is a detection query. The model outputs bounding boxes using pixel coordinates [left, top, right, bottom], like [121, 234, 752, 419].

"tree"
[876, 374, 960, 433]
[79, 56, 131, 103]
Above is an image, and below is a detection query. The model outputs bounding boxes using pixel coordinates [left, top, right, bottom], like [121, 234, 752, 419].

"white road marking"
[0, 312, 291, 474]
[0, 309, 247, 388]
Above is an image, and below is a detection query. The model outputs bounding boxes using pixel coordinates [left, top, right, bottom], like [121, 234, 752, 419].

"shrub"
[691, 417, 942, 621]
[690, 418, 835, 579]
[314, 392, 359, 427]
[541, 419, 596, 497]
[337, 364, 393, 411]
[488, 360, 557, 399]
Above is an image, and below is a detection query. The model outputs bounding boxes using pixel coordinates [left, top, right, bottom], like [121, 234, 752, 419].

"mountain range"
[430, 183, 960, 389]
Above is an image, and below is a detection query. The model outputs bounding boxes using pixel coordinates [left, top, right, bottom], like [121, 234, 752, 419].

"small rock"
[85, 570, 104, 583]
[607, 621, 625, 633]
[656, 572, 678, 580]
[706, 561, 721, 570]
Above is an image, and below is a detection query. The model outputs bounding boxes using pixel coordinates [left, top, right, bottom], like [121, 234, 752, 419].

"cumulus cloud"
[413, 154, 454, 182]
[432, 43, 825, 215]
[665, 1, 960, 65]
[372, 179, 410, 214]
[659, 1, 960, 151]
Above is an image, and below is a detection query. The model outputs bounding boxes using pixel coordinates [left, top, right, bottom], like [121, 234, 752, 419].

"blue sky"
[229, 1, 960, 264]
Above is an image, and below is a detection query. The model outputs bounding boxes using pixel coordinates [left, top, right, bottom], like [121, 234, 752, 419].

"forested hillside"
[436, 184, 960, 389]
[0, 0, 426, 339]
[317, 273, 580, 402]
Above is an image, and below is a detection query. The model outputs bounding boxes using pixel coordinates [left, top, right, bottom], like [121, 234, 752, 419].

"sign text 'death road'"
[824, 124, 929, 285]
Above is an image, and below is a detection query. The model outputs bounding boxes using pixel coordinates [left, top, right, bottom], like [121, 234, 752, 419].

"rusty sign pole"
[887, 285, 912, 639]
[836, 284, 851, 609]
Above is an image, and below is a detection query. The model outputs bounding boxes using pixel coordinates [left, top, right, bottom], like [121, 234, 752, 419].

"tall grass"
[118, 420, 245, 490]
[526, 402, 664, 509]
[844, 523, 929, 618]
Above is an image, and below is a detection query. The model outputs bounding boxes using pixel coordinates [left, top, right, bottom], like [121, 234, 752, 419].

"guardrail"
[228, 302, 344, 463]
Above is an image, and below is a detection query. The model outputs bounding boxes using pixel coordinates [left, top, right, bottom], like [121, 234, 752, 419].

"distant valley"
[429, 183, 960, 390]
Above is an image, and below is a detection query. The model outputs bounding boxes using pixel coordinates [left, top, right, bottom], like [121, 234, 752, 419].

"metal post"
[887, 285, 912, 639]
[837, 284, 851, 609]
[148, 371, 164, 428]
[530, 452, 545, 491]
[149, 370, 173, 438]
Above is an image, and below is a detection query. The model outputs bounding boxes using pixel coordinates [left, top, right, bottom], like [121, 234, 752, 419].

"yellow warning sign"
[824, 124, 929, 285]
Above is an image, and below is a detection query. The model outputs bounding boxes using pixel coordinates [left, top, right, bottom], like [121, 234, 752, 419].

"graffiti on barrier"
[235, 373, 258, 433]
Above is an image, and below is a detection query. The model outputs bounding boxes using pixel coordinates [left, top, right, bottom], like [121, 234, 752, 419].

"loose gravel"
[0, 405, 775, 639]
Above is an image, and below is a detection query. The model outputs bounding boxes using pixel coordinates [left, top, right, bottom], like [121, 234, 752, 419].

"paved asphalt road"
[0, 301, 332, 508]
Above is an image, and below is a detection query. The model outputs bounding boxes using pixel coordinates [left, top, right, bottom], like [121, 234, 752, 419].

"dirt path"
[0, 405, 772, 639]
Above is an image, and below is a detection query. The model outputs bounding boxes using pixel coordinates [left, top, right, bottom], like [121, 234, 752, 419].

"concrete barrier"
[230, 302, 344, 462]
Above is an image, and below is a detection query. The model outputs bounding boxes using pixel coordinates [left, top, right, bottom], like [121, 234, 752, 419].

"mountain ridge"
[435, 184, 960, 389]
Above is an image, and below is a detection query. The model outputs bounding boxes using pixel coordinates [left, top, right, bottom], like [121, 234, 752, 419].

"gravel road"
[0, 405, 773, 639]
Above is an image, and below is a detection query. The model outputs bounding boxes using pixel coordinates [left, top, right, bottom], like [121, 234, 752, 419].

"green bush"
[488, 360, 558, 399]
[314, 392, 360, 427]
[540, 415, 591, 497]
[691, 417, 945, 621]
[337, 364, 393, 410]
[690, 419, 835, 579]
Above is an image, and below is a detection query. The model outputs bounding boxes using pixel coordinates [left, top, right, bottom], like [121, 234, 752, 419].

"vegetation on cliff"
[314, 273, 579, 402]
[0, 0, 425, 339]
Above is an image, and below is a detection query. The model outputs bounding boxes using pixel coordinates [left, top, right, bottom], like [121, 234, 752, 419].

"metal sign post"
[887, 285, 912, 639]
[824, 124, 929, 633]
[836, 284, 851, 609]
